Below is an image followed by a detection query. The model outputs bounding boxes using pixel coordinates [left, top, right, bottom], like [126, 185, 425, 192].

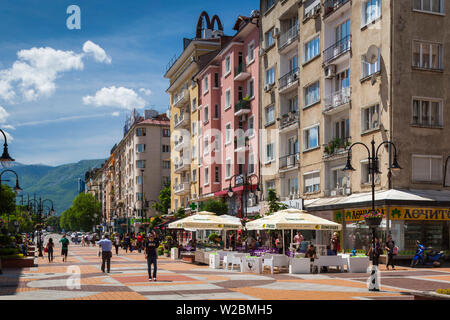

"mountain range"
[3, 159, 106, 215]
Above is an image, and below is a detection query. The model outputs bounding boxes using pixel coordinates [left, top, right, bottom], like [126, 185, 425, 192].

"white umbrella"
[167, 211, 242, 230]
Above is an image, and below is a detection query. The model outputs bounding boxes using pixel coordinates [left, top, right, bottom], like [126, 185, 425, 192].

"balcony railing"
[324, 0, 350, 18]
[279, 111, 299, 129]
[323, 35, 351, 64]
[174, 182, 190, 194]
[323, 87, 351, 112]
[278, 67, 299, 91]
[173, 89, 189, 107]
[279, 24, 299, 50]
[174, 112, 189, 128]
[234, 63, 245, 77]
[234, 99, 251, 114]
[174, 160, 189, 172]
[323, 137, 351, 158]
[279, 153, 299, 170]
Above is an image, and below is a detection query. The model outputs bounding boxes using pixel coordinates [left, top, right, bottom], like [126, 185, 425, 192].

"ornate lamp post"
[227, 174, 261, 219]
[28, 198, 54, 257]
[343, 137, 401, 291]
[0, 129, 14, 168]
[0, 169, 22, 231]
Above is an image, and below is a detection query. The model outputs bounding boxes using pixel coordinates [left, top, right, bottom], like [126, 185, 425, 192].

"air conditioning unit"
[273, 28, 280, 39]
[324, 64, 336, 78]
[330, 190, 337, 197]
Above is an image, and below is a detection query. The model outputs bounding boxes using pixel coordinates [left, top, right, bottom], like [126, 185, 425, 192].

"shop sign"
[390, 207, 450, 221]
[130, 218, 151, 224]
[334, 207, 387, 222]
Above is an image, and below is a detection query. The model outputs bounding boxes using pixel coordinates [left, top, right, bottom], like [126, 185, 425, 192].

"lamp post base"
[368, 265, 380, 291]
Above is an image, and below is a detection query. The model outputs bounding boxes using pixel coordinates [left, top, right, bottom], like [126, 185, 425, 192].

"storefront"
[305, 189, 450, 253]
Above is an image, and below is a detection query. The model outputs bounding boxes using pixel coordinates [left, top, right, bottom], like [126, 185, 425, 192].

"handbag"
[44, 247, 48, 253]
[393, 246, 399, 255]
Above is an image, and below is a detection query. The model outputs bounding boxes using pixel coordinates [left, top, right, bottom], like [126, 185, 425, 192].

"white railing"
[279, 24, 299, 49]
[324, 87, 351, 111]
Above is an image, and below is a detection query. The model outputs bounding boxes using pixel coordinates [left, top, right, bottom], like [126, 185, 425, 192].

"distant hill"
[5, 159, 105, 215]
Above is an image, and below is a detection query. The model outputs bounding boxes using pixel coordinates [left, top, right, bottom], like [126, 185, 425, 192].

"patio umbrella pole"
[282, 229, 285, 255]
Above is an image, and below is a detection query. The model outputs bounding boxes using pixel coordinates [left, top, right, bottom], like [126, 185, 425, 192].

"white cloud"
[139, 88, 152, 96]
[111, 112, 120, 117]
[0, 106, 9, 123]
[82, 40, 112, 64]
[83, 86, 146, 110]
[0, 41, 110, 102]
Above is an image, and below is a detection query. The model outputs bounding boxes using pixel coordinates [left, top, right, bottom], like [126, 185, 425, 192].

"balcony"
[174, 182, 190, 195]
[278, 24, 299, 53]
[323, 87, 351, 114]
[174, 160, 190, 173]
[174, 112, 190, 129]
[279, 111, 299, 131]
[323, 35, 351, 65]
[173, 89, 189, 108]
[279, 153, 299, 171]
[323, 137, 351, 160]
[278, 68, 299, 93]
[323, 0, 350, 19]
[234, 63, 251, 82]
[174, 136, 186, 152]
[234, 99, 251, 117]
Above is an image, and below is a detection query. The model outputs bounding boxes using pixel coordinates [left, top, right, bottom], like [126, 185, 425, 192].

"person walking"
[330, 232, 340, 255]
[294, 232, 304, 252]
[144, 233, 160, 281]
[59, 234, 70, 262]
[114, 234, 120, 256]
[137, 233, 144, 253]
[385, 234, 396, 270]
[46, 238, 54, 262]
[98, 234, 113, 273]
[124, 234, 131, 253]
[368, 236, 382, 266]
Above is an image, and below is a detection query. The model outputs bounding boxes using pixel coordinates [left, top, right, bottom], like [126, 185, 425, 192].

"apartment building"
[85, 109, 170, 233]
[259, 0, 450, 252]
[194, 13, 261, 217]
[165, 12, 230, 212]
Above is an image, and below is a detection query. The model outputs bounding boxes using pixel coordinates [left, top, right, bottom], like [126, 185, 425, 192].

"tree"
[0, 184, 16, 216]
[174, 207, 186, 220]
[61, 193, 101, 232]
[45, 215, 61, 233]
[202, 199, 228, 215]
[267, 189, 288, 215]
[152, 183, 171, 215]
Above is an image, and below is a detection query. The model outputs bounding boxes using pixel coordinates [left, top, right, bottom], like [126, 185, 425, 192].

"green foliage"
[0, 247, 20, 256]
[45, 215, 61, 233]
[150, 215, 162, 229]
[266, 189, 288, 214]
[0, 184, 16, 216]
[436, 289, 450, 295]
[208, 233, 220, 243]
[174, 207, 186, 219]
[202, 199, 228, 215]
[60, 193, 101, 232]
[152, 183, 171, 215]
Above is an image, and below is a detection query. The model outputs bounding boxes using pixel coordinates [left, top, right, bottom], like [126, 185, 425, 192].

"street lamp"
[227, 173, 261, 218]
[0, 169, 22, 231]
[343, 137, 401, 291]
[0, 129, 14, 168]
[28, 197, 54, 257]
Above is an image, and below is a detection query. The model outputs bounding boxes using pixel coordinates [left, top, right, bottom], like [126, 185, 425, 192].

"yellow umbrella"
[167, 211, 242, 230]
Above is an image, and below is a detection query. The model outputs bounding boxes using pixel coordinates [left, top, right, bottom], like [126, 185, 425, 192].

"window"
[162, 160, 170, 169]
[289, 178, 299, 195]
[192, 169, 197, 182]
[412, 155, 442, 183]
[136, 176, 143, 185]
[248, 116, 255, 137]
[204, 106, 209, 123]
[214, 104, 219, 118]
[163, 176, 170, 185]
[412, 98, 443, 127]
[136, 193, 143, 201]
[214, 134, 220, 151]
[204, 136, 209, 155]
[214, 73, 219, 88]
[331, 167, 348, 189]
[334, 118, 350, 140]
[304, 171, 320, 193]
[412, 41, 443, 70]
[413, 0, 444, 14]
[362, 104, 380, 132]
[248, 153, 255, 174]
[248, 78, 255, 98]
[248, 41, 255, 63]
[265, 29, 275, 49]
[265, 0, 276, 12]
[225, 55, 231, 75]
[204, 167, 210, 185]
[266, 143, 275, 162]
[203, 76, 209, 93]
[162, 145, 170, 153]
[304, 35, 320, 62]
[136, 160, 146, 169]
[226, 158, 232, 178]
[215, 166, 220, 183]
[192, 97, 197, 111]
[225, 123, 232, 144]
[192, 122, 197, 135]
[362, 0, 381, 26]
[136, 144, 146, 153]
[304, 81, 320, 107]
[289, 96, 299, 113]
[361, 161, 380, 184]
[289, 55, 299, 72]
[162, 129, 170, 137]
[265, 68, 275, 85]
[361, 48, 380, 78]
[192, 145, 197, 159]
[303, 125, 319, 150]
[265, 105, 275, 125]
[225, 89, 231, 109]
[136, 128, 146, 136]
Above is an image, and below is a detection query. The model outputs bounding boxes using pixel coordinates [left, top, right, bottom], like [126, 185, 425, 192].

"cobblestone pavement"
[1, 241, 449, 300]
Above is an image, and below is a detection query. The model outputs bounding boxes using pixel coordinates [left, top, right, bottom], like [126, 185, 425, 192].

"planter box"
[348, 257, 370, 273]
[289, 258, 311, 274]
[209, 253, 221, 269]
[181, 253, 195, 263]
[242, 257, 262, 274]
[170, 248, 179, 260]
[1, 257, 35, 268]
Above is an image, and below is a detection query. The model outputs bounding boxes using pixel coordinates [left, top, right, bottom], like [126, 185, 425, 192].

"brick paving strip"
[1, 243, 449, 300]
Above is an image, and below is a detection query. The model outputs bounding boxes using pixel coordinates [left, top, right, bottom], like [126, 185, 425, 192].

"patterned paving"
[1, 243, 449, 300]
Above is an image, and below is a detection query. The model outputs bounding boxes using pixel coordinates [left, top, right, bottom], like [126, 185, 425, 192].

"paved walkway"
[1, 243, 450, 300]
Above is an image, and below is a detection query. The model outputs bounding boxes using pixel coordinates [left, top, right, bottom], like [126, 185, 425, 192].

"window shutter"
[412, 156, 430, 182]
[431, 157, 442, 182]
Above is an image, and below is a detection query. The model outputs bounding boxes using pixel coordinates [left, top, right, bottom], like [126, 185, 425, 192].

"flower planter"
[1, 257, 35, 268]
[365, 217, 382, 227]
[348, 256, 370, 273]
[209, 253, 220, 269]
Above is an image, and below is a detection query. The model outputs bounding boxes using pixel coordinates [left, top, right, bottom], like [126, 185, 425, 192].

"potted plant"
[163, 249, 170, 257]
[364, 211, 383, 227]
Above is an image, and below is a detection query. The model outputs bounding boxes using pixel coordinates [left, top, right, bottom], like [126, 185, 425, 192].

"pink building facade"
[196, 15, 260, 217]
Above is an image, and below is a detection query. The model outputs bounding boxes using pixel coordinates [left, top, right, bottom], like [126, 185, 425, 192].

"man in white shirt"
[98, 234, 113, 273]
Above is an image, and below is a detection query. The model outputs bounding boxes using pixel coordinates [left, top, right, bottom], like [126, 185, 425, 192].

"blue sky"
[0, 0, 258, 166]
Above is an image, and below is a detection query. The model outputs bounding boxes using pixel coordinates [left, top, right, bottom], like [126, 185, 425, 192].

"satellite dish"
[366, 45, 379, 64]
